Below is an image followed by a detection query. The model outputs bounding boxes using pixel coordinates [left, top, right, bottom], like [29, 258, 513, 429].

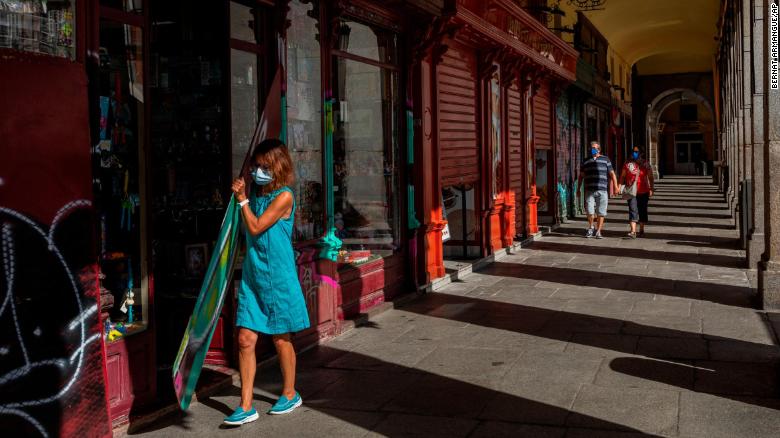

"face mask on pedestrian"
[250, 166, 273, 186]
[591, 148, 599, 157]
[632, 151, 640, 160]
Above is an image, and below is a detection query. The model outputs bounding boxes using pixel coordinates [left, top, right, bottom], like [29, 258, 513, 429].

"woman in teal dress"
[224, 139, 310, 426]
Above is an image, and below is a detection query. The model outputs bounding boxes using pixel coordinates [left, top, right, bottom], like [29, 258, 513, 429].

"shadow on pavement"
[553, 226, 737, 247]
[483, 261, 754, 308]
[397, 290, 779, 410]
[128, 343, 665, 437]
[525, 240, 744, 269]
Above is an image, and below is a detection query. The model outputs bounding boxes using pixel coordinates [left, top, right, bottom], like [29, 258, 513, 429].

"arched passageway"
[645, 88, 716, 178]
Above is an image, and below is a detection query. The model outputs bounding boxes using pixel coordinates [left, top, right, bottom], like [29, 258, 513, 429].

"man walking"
[578, 141, 618, 239]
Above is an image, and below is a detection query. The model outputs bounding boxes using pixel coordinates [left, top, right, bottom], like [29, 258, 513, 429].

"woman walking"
[619, 146, 655, 239]
[224, 138, 310, 426]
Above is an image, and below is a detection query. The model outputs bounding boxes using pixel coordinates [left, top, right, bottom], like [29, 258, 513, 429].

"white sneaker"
[585, 227, 595, 238]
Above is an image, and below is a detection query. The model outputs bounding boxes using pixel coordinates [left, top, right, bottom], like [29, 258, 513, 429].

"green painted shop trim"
[406, 108, 421, 230]
[319, 97, 341, 261]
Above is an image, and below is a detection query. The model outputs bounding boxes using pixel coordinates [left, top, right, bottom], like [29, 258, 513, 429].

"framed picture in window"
[184, 243, 209, 278]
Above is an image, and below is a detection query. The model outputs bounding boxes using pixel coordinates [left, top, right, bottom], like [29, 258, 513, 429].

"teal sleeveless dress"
[236, 186, 310, 335]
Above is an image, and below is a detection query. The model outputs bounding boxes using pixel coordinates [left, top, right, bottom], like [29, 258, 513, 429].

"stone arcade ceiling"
[583, 0, 721, 75]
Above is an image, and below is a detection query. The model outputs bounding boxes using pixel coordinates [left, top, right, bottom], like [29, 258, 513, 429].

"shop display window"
[91, 19, 147, 341]
[332, 20, 401, 265]
[148, 0, 228, 368]
[0, 0, 76, 58]
[230, 48, 259, 177]
[536, 149, 550, 212]
[335, 19, 397, 65]
[229, 1, 265, 178]
[229, 1, 257, 44]
[442, 185, 479, 259]
[489, 70, 502, 199]
[287, 0, 323, 242]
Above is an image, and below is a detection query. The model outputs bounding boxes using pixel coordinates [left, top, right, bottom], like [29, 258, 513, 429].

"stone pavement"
[131, 177, 780, 437]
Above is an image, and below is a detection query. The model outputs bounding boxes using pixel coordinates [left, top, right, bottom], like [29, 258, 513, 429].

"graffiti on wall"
[0, 201, 110, 437]
[0, 53, 110, 437]
[296, 247, 338, 330]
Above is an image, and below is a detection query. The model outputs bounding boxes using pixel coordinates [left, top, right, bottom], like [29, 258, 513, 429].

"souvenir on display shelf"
[91, 19, 148, 337]
[0, 0, 76, 58]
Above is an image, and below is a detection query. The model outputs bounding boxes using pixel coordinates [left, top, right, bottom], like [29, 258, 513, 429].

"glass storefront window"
[489, 70, 502, 199]
[287, 0, 323, 242]
[332, 56, 401, 263]
[230, 1, 257, 43]
[100, 0, 143, 13]
[536, 149, 550, 212]
[230, 48, 259, 178]
[0, 0, 76, 58]
[335, 19, 396, 64]
[92, 19, 148, 339]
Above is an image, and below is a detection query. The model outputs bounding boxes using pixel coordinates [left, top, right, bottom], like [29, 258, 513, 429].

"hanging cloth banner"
[172, 45, 284, 411]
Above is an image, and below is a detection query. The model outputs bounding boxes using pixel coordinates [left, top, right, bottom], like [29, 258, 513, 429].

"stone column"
[739, 0, 753, 248]
[749, 0, 767, 276]
[759, 0, 780, 309]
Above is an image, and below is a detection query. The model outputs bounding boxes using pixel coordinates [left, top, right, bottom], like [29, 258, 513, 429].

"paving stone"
[565, 428, 657, 438]
[493, 276, 542, 288]
[540, 312, 624, 337]
[495, 284, 558, 298]
[707, 339, 780, 363]
[679, 392, 780, 438]
[256, 366, 351, 400]
[636, 336, 708, 360]
[479, 382, 582, 425]
[594, 356, 695, 392]
[413, 346, 520, 379]
[381, 374, 495, 418]
[467, 311, 555, 335]
[438, 281, 480, 295]
[367, 413, 477, 437]
[701, 312, 777, 344]
[469, 421, 566, 438]
[564, 333, 638, 358]
[465, 327, 568, 353]
[631, 300, 692, 317]
[502, 351, 603, 386]
[621, 315, 702, 338]
[550, 287, 610, 300]
[305, 371, 419, 411]
[324, 341, 437, 372]
[136, 403, 381, 438]
[693, 360, 778, 397]
[562, 299, 635, 318]
[489, 294, 568, 311]
[566, 384, 679, 435]
[460, 273, 505, 287]
[604, 289, 658, 301]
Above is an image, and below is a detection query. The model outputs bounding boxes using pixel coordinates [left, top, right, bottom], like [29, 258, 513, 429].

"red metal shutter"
[437, 40, 479, 186]
[533, 83, 552, 149]
[507, 82, 525, 235]
[507, 83, 524, 191]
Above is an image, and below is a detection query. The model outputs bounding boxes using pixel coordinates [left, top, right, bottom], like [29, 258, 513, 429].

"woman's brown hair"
[250, 138, 295, 195]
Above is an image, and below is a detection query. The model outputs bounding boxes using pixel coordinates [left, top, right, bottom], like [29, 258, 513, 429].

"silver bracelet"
[238, 199, 249, 207]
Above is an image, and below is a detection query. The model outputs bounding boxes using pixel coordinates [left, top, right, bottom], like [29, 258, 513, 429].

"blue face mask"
[591, 148, 599, 157]
[251, 167, 273, 186]
[632, 151, 640, 160]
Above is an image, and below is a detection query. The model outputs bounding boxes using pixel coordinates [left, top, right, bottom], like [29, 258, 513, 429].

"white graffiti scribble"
[67, 305, 98, 332]
[0, 200, 94, 437]
[2, 407, 48, 438]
